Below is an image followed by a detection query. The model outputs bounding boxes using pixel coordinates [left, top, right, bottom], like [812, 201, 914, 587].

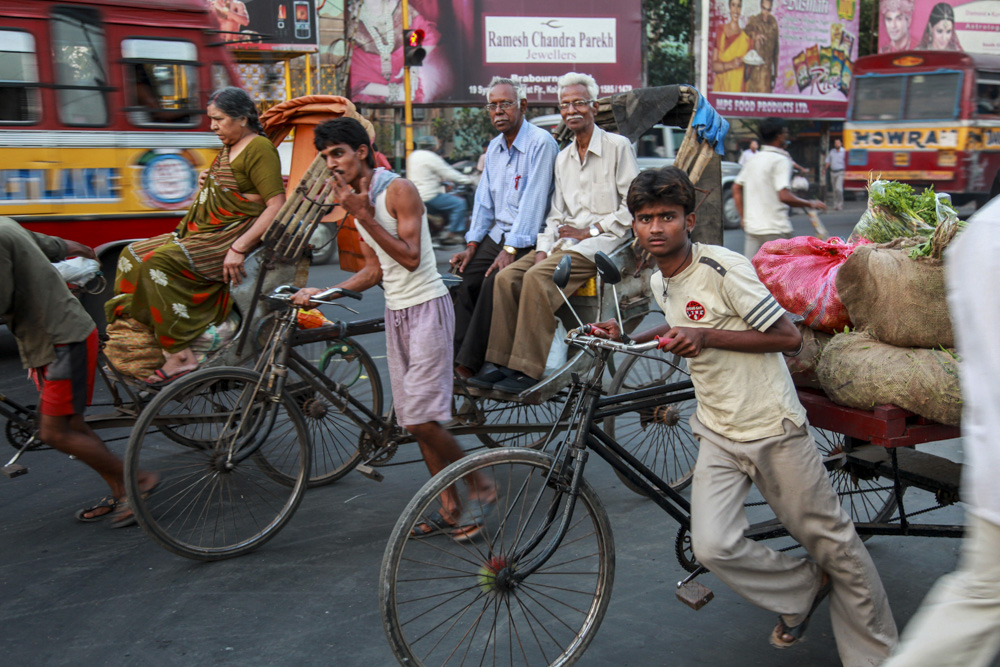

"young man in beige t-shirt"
[590, 167, 897, 666]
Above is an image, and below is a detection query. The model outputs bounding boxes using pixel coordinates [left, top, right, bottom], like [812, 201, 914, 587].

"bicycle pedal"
[676, 581, 714, 610]
[355, 464, 384, 482]
[2, 464, 29, 478]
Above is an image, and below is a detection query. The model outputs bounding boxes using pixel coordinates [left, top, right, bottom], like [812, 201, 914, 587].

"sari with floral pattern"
[105, 139, 279, 352]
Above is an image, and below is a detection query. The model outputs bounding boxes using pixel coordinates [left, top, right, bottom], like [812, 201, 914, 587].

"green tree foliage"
[645, 0, 695, 87]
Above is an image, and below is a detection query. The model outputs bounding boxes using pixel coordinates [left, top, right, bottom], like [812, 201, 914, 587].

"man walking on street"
[732, 117, 826, 259]
[406, 135, 473, 246]
[824, 138, 847, 211]
[589, 168, 898, 666]
[883, 199, 1000, 667]
[468, 72, 638, 392]
[293, 119, 495, 539]
[449, 77, 559, 379]
[0, 217, 159, 527]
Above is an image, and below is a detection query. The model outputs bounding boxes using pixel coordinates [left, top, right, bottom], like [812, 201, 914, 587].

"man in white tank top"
[293, 118, 495, 540]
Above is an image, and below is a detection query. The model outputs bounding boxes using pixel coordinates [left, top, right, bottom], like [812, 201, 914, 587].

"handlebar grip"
[583, 324, 610, 337]
[338, 289, 363, 301]
[655, 336, 675, 349]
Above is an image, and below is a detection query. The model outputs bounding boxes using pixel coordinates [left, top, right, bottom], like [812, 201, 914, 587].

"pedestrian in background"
[731, 117, 825, 259]
[824, 138, 846, 211]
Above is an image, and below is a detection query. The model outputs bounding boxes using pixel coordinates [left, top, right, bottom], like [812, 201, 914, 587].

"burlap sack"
[836, 241, 953, 348]
[104, 317, 164, 380]
[816, 331, 961, 426]
[786, 323, 832, 389]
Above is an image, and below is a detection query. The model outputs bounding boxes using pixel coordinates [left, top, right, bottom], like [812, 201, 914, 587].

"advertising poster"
[206, 0, 318, 50]
[348, 0, 643, 106]
[877, 0, 1000, 55]
[706, 0, 861, 119]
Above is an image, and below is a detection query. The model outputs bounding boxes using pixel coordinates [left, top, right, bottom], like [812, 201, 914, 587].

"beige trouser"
[743, 231, 791, 260]
[485, 250, 595, 380]
[689, 414, 898, 666]
[831, 170, 845, 209]
[884, 513, 1000, 667]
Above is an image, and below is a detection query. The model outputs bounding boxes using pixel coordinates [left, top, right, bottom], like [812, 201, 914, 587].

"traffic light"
[403, 29, 426, 67]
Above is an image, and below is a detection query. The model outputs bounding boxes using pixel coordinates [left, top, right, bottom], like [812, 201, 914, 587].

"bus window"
[0, 31, 41, 124]
[51, 6, 109, 126]
[904, 73, 961, 120]
[852, 75, 904, 121]
[976, 73, 1000, 118]
[122, 39, 200, 127]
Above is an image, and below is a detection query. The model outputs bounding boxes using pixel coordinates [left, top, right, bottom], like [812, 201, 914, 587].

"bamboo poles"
[261, 155, 337, 262]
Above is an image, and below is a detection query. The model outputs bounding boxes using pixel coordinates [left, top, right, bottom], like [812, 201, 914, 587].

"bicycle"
[377, 255, 920, 667]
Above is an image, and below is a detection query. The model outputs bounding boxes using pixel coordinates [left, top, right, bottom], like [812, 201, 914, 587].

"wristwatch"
[502, 245, 517, 255]
[588, 225, 600, 237]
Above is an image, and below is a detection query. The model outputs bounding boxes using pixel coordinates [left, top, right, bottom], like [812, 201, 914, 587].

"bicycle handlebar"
[269, 285, 362, 311]
[564, 329, 659, 354]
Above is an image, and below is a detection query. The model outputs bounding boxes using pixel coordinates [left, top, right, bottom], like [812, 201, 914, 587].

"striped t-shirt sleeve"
[723, 259, 785, 332]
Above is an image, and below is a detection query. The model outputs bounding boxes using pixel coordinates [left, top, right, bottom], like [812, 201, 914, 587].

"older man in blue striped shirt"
[450, 77, 559, 378]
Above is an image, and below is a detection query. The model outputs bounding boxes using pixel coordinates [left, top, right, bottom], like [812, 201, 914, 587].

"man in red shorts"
[0, 217, 158, 527]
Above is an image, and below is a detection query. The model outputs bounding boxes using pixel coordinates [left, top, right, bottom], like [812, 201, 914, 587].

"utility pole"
[401, 0, 414, 156]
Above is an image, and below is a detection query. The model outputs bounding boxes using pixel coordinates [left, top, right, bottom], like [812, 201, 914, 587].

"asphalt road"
[1, 200, 987, 666]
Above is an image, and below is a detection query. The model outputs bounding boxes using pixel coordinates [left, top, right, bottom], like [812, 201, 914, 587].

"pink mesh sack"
[752, 236, 867, 334]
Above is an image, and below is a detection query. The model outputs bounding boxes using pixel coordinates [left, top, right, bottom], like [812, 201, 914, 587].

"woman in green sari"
[106, 87, 286, 384]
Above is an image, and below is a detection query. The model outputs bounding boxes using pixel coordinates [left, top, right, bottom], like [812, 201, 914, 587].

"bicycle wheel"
[812, 428, 899, 531]
[381, 448, 615, 667]
[606, 353, 698, 493]
[472, 395, 565, 450]
[124, 367, 309, 561]
[289, 337, 383, 486]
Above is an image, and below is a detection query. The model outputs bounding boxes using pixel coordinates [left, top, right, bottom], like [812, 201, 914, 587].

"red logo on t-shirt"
[685, 301, 706, 321]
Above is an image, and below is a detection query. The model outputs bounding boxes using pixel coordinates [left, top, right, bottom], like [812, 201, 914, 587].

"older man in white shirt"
[467, 72, 639, 393]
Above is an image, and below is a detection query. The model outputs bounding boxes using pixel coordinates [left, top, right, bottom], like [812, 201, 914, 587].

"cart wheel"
[288, 337, 383, 486]
[124, 367, 309, 561]
[813, 428, 900, 535]
[606, 352, 698, 493]
[380, 448, 615, 667]
[473, 395, 566, 450]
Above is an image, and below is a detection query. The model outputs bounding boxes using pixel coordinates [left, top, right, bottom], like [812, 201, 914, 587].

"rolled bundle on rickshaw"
[751, 179, 966, 425]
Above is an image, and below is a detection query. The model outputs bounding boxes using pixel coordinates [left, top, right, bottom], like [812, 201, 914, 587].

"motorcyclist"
[406, 135, 473, 246]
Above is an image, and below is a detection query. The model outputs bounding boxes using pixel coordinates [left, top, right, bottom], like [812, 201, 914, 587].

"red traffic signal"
[403, 29, 426, 67]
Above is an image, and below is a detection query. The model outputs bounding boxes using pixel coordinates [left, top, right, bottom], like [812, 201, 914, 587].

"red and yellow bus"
[844, 51, 1000, 206]
[1, 0, 242, 257]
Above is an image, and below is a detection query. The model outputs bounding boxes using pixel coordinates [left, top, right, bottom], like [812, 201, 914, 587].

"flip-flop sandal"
[108, 479, 160, 530]
[145, 367, 197, 388]
[769, 573, 833, 649]
[411, 510, 459, 538]
[75, 496, 120, 523]
[450, 500, 496, 544]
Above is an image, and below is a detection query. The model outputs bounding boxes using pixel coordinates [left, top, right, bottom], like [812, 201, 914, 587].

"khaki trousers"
[831, 170, 845, 210]
[744, 231, 791, 260]
[485, 250, 594, 380]
[884, 513, 1000, 667]
[689, 414, 898, 666]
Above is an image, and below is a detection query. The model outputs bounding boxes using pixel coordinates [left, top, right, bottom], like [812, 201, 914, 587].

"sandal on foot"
[108, 479, 160, 530]
[769, 573, 833, 649]
[450, 500, 496, 544]
[411, 510, 458, 538]
[145, 367, 197, 388]
[75, 496, 119, 523]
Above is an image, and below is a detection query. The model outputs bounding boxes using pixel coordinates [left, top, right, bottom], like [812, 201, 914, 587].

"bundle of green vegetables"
[849, 180, 963, 259]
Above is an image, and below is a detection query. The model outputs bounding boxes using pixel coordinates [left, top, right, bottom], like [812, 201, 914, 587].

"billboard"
[348, 0, 643, 106]
[877, 0, 1000, 55]
[206, 0, 318, 51]
[706, 0, 860, 119]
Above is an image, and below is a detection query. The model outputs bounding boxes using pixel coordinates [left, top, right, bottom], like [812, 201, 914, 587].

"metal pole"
[401, 0, 414, 156]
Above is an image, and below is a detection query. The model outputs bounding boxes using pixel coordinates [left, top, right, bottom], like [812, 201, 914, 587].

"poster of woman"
[711, 0, 752, 93]
[877, 0, 1000, 56]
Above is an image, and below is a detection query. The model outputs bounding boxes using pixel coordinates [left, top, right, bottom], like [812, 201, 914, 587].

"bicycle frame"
[512, 337, 696, 582]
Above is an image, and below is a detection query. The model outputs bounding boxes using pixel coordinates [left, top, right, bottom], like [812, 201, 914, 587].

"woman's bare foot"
[146, 348, 199, 384]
